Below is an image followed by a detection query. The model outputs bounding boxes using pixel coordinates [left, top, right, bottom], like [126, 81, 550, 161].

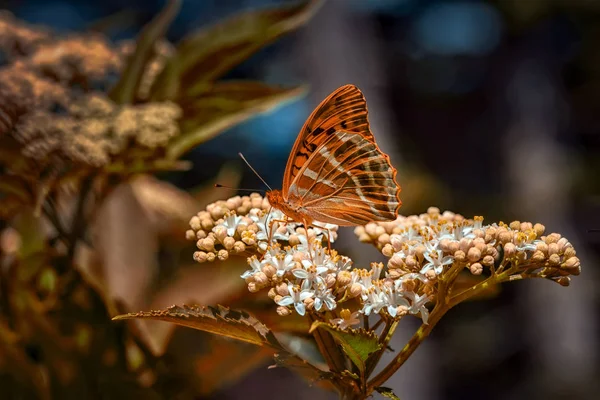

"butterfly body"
[266, 84, 401, 229]
[266, 189, 313, 227]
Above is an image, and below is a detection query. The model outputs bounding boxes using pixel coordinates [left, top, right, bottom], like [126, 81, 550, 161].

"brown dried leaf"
[113, 304, 284, 350]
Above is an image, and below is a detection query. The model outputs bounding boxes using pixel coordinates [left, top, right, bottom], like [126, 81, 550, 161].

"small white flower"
[294, 260, 328, 288]
[218, 213, 243, 236]
[420, 249, 453, 275]
[405, 292, 431, 324]
[312, 223, 338, 243]
[313, 287, 337, 311]
[370, 263, 384, 280]
[361, 286, 386, 315]
[276, 285, 314, 316]
[254, 209, 290, 242]
[268, 252, 296, 277]
[384, 287, 410, 318]
[241, 255, 263, 279]
[330, 310, 361, 330]
[335, 255, 353, 271]
[438, 222, 475, 243]
[402, 225, 426, 243]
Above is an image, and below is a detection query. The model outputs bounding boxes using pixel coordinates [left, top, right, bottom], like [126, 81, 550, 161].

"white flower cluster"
[190, 198, 581, 329]
[236, 211, 435, 325]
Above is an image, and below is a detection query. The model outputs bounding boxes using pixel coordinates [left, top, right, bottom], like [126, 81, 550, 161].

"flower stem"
[367, 302, 445, 391]
[367, 263, 515, 392]
[308, 312, 346, 373]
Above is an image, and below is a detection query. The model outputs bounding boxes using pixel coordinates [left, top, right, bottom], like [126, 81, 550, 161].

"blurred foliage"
[0, 0, 321, 398]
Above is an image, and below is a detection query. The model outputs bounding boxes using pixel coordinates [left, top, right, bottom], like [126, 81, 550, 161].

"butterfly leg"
[300, 218, 318, 264]
[266, 218, 291, 246]
[322, 227, 333, 253]
[310, 222, 333, 253]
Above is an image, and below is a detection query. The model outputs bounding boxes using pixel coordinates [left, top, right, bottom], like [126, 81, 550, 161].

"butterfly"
[265, 84, 401, 232]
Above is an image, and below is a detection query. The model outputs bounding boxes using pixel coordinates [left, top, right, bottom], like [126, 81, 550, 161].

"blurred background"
[2, 0, 599, 399]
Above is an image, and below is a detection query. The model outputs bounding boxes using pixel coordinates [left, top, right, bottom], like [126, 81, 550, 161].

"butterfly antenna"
[214, 184, 265, 193]
[238, 152, 273, 191]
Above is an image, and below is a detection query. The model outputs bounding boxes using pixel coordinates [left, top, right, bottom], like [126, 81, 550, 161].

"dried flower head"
[10, 92, 182, 168]
[26, 34, 121, 84]
[0, 11, 49, 58]
[113, 102, 181, 149]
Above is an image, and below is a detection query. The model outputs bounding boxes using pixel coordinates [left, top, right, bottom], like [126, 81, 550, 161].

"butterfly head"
[266, 189, 309, 225]
[265, 190, 284, 209]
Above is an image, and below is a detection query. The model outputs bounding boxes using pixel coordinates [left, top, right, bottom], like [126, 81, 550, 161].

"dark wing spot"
[312, 127, 324, 136]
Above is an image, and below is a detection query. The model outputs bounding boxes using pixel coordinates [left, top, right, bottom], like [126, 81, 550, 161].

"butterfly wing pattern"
[266, 84, 401, 227]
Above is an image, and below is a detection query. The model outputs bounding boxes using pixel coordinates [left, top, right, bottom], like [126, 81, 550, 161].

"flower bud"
[389, 253, 405, 269]
[504, 242, 516, 258]
[498, 230, 513, 244]
[222, 236, 235, 250]
[467, 247, 481, 262]
[531, 250, 545, 263]
[548, 243, 559, 256]
[382, 244, 394, 257]
[262, 265, 276, 278]
[469, 263, 483, 275]
[563, 247, 576, 259]
[562, 257, 580, 274]
[520, 222, 532, 231]
[376, 233, 389, 246]
[387, 269, 402, 279]
[304, 297, 314, 310]
[189, 216, 201, 231]
[534, 223, 545, 237]
[548, 254, 561, 266]
[325, 274, 337, 288]
[454, 250, 466, 262]
[482, 255, 494, 266]
[193, 251, 207, 263]
[545, 233, 560, 244]
[201, 219, 214, 231]
[277, 306, 291, 316]
[217, 249, 229, 261]
[213, 226, 227, 242]
[349, 283, 363, 298]
[424, 269, 437, 280]
[199, 237, 215, 252]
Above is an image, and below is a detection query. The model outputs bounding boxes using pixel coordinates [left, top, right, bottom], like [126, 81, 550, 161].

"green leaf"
[309, 321, 381, 376]
[113, 304, 284, 350]
[376, 386, 401, 400]
[150, 0, 322, 100]
[166, 81, 306, 159]
[109, 0, 181, 104]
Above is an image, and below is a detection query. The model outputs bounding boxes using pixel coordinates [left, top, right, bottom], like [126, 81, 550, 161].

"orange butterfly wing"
[282, 85, 373, 192]
[282, 85, 401, 226]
